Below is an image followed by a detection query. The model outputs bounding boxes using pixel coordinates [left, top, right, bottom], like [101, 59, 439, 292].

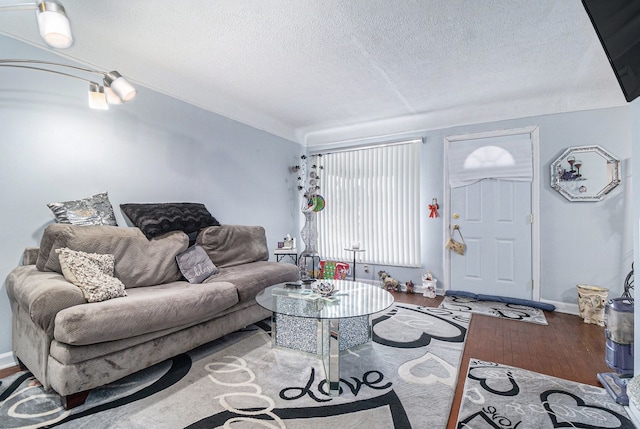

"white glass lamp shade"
[36, 2, 73, 49]
[104, 71, 137, 102]
[88, 83, 108, 110]
[104, 86, 123, 105]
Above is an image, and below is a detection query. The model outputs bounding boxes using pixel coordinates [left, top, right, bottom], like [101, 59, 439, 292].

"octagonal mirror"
[550, 145, 621, 202]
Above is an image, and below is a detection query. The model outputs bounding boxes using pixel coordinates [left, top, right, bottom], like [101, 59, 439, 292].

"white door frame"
[443, 126, 541, 300]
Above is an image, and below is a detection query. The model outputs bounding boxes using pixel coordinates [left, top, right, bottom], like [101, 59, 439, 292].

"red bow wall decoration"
[428, 198, 439, 218]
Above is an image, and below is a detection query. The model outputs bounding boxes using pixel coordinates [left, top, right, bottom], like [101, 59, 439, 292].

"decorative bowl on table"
[312, 282, 337, 297]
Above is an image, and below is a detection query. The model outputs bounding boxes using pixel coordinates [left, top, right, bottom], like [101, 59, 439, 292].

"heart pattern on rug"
[373, 305, 468, 348]
[467, 366, 520, 396]
[398, 352, 458, 387]
[457, 359, 634, 429]
[541, 389, 633, 428]
[440, 295, 548, 325]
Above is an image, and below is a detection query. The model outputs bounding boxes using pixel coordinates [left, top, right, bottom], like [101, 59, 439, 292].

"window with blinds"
[316, 140, 421, 267]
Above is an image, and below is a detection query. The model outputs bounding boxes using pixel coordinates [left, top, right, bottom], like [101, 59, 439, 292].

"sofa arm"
[22, 247, 39, 265]
[5, 265, 86, 337]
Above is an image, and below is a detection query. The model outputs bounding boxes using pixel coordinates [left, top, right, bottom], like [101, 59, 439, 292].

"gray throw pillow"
[47, 192, 118, 226]
[176, 245, 219, 283]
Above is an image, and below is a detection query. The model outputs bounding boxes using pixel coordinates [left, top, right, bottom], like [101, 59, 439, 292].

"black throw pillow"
[120, 202, 220, 239]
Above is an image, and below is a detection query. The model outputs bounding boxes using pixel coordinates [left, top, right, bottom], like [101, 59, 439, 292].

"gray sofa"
[5, 223, 299, 407]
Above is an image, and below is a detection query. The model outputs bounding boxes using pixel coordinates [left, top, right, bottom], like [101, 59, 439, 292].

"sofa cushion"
[197, 225, 269, 268]
[120, 202, 220, 240]
[48, 300, 261, 366]
[176, 244, 219, 283]
[47, 192, 118, 226]
[206, 261, 300, 302]
[53, 281, 239, 345]
[36, 224, 188, 288]
[37, 224, 143, 271]
[37, 223, 72, 270]
[56, 248, 127, 303]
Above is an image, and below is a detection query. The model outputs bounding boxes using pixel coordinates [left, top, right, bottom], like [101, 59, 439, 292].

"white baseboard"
[541, 299, 579, 316]
[343, 279, 585, 307]
[0, 351, 17, 370]
[353, 277, 444, 297]
[354, 277, 377, 286]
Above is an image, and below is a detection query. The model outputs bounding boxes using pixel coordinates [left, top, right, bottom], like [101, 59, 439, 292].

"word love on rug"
[0, 304, 470, 429]
[456, 359, 634, 428]
[440, 294, 549, 325]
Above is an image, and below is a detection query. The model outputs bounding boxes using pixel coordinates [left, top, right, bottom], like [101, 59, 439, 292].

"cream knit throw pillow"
[56, 247, 127, 302]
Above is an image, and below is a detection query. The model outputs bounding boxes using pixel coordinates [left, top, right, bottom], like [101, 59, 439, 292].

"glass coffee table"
[255, 280, 394, 396]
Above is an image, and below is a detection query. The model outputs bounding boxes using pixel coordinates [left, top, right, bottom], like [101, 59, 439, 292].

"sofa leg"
[17, 358, 28, 371]
[62, 390, 90, 410]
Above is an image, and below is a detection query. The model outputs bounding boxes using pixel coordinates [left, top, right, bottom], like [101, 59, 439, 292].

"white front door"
[449, 179, 532, 299]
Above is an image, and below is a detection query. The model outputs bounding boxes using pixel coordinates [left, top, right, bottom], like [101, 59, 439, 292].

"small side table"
[344, 248, 366, 281]
[274, 249, 298, 265]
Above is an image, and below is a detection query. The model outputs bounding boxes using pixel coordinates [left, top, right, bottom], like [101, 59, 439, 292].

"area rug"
[439, 295, 548, 325]
[456, 359, 634, 428]
[0, 304, 470, 429]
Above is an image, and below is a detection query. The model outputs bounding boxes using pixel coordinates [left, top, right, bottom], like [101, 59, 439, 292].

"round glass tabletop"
[256, 280, 394, 320]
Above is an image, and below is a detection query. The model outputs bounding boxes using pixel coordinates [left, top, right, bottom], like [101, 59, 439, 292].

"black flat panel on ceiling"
[582, 0, 640, 102]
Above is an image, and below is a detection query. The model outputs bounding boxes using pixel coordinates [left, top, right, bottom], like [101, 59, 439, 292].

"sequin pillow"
[56, 247, 127, 303]
[47, 192, 118, 226]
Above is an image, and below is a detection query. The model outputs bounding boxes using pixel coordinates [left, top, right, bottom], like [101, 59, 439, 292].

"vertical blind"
[316, 140, 421, 267]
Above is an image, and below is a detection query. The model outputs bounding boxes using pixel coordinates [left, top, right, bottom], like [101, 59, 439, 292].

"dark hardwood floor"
[391, 291, 611, 429]
[0, 363, 19, 379]
[0, 292, 610, 428]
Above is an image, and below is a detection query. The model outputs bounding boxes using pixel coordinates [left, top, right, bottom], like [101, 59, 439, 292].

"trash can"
[576, 284, 609, 326]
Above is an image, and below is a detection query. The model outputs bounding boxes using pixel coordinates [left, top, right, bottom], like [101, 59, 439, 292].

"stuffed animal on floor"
[378, 270, 400, 291]
[405, 280, 415, 294]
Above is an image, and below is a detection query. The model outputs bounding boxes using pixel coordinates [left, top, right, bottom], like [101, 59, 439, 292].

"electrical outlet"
[363, 265, 369, 273]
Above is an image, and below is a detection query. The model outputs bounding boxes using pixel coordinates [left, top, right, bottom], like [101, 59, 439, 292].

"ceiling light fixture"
[88, 83, 108, 110]
[0, 1, 73, 49]
[36, 1, 73, 48]
[103, 71, 137, 102]
[0, 59, 137, 109]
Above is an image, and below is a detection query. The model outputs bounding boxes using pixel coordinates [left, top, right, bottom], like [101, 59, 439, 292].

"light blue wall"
[349, 106, 633, 307]
[537, 108, 632, 304]
[0, 36, 302, 358]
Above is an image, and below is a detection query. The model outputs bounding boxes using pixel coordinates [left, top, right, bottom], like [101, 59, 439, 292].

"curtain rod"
[310, 137, 424, 156]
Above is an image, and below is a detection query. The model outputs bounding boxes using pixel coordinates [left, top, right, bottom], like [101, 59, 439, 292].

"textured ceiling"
[0, 0, 628, 146]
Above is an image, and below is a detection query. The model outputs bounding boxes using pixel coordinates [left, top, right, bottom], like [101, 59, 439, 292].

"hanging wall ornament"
[428, 198, 439, 218]
[308, 195, 325, 212]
